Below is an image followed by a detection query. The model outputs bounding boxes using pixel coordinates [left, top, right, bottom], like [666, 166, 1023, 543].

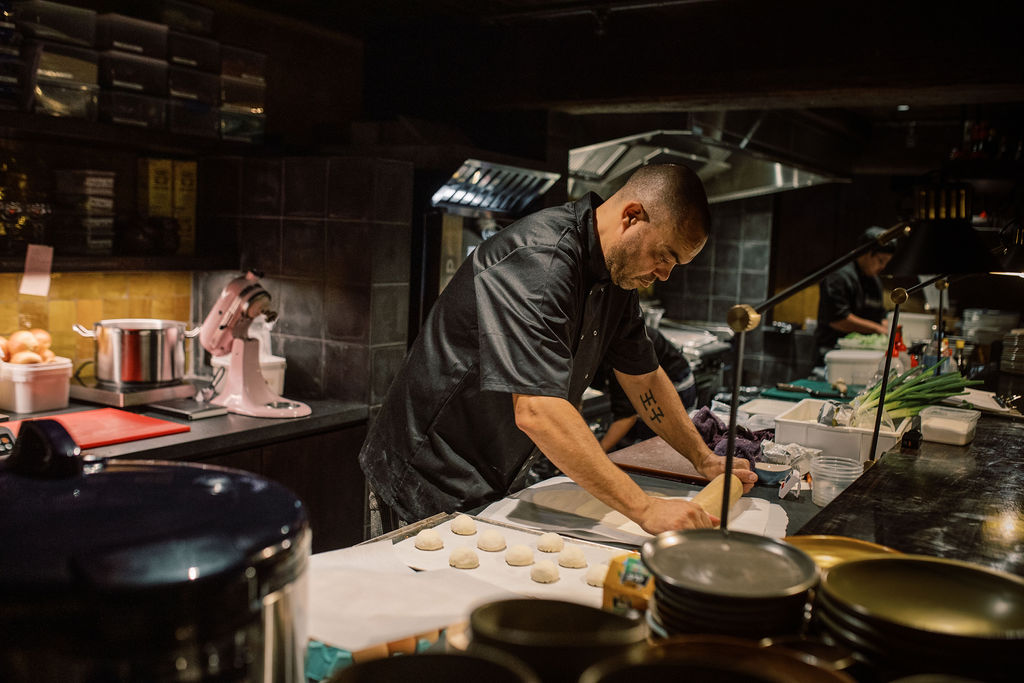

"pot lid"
[0, 421, 308, 595]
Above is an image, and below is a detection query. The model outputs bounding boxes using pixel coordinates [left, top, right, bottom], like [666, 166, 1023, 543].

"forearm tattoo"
[638, 390, 664, 423]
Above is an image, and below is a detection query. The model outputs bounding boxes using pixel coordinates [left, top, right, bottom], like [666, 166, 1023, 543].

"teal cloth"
[759, 379, 861, 403]
[305, 637, 436, 681]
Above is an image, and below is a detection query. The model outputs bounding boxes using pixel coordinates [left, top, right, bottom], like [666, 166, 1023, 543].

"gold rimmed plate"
[783, 535, 901, 570]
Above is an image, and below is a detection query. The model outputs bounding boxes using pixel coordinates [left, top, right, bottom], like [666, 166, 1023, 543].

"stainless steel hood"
[569, 113, 851, 204]
[431, 159, 561, 217]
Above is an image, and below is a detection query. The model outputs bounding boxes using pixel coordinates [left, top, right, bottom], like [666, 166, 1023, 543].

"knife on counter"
[775, 383, 847, 399]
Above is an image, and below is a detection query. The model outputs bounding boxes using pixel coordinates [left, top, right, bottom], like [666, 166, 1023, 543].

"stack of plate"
[1001, 332, 1024, 375]
[814, 556, 1024, 680]
[642, 530, 819, 640]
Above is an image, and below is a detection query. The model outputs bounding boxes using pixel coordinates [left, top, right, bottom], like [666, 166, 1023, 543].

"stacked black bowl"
[642, 530, 819, 640]
[813, 556, 1024, 681]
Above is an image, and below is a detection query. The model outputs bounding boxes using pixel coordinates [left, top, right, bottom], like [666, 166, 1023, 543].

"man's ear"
[621, 201, 646, 230]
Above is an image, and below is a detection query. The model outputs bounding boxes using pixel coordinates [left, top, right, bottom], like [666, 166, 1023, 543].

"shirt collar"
[576, 192, 611, 284]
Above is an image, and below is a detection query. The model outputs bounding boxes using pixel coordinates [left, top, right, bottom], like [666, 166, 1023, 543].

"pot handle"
[72, 323, 95, 339]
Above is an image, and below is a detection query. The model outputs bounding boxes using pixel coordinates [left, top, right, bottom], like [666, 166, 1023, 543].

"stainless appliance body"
[0, 419, 310, 682]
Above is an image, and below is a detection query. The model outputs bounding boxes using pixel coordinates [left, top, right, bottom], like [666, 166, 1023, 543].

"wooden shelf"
[0, 109, 258, 157]
[0, 252, 237, 273]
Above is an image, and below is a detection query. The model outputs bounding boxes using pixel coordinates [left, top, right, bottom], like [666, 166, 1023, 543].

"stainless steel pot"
[73, 318, 199, 386]
[0, 419, 310, 683]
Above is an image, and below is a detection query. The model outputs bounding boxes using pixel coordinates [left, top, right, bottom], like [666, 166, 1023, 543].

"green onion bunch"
[852, 362, 984, 422]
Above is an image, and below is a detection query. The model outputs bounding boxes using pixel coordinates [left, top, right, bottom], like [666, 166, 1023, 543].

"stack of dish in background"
[50, 168, 114, 254]
[1000, 330, 1024, 375]
[962, 308, 1020, 346]
[812, 555, 1024, 681]
[641, 530, 819, 640]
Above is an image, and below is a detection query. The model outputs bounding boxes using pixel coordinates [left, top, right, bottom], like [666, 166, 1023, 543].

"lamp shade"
[884, 218, 1004, 276]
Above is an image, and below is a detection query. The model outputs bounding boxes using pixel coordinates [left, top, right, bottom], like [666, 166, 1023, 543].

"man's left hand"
[697, 451, 757, 493]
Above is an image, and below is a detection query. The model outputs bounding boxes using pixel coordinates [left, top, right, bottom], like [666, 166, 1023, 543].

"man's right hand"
[638, 496, 715, 535]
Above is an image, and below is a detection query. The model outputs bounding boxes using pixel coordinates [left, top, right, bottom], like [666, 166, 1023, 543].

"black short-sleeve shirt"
[815, 260, 886, 351]
[359, 193, 659, 520]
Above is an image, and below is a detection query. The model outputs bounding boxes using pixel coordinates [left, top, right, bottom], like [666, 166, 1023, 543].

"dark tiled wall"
[658, 195, 800, 387]
[194, 156, 413, 407]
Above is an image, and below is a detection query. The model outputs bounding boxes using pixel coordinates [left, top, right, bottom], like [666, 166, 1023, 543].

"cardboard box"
[138, 157, 174, 217]
[172, 159, 197, 255]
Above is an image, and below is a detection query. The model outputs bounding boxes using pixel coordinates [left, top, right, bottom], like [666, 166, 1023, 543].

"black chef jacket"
[815, 260, 886, 358]
[359, 193, 659, 521]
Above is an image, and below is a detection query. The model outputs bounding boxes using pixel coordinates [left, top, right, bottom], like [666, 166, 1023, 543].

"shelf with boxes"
[6, 0, 267, 144]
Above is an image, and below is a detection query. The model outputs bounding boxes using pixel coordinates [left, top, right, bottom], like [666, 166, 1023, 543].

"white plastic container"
[212, 354, 286, 396]
[919, 405, 981, 445]
[887, 311, 935, 344]
[775, 398, 908, 463]
[825, 349, 885, 385]
[0, 357, 73, 413]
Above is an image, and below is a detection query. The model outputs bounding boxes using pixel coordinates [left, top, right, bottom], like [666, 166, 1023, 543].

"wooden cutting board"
[608, 436, 710, 484]
[6, 408, 190, 448]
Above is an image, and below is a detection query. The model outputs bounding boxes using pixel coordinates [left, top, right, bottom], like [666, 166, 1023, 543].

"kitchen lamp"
[714, 182, 1003, 529]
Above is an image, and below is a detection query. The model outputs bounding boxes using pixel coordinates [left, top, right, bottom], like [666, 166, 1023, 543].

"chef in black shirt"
[814, 226, 897, 365]
[359, 164, 757, 533]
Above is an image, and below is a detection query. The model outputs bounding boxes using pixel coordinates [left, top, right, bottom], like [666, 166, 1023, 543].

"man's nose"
[655, 264, 674, 281]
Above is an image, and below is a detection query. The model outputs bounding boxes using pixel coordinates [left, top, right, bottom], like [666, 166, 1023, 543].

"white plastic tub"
[774, 398, 908, 463]
[0, 357, 73, 413]
[825, 349, 885, 385]
[919, 405, 981, 445]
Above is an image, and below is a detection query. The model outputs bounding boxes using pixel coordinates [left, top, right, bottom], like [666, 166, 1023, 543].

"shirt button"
[580, 334, 584, 341]
[584, 373, 589, 379]
[592, 330, 598, 336]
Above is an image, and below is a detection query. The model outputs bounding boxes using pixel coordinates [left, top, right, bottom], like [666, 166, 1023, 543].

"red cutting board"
[5, 408, 190, 448]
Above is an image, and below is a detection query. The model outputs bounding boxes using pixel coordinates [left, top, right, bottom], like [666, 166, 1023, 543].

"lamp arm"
[717, 220, 909, 529]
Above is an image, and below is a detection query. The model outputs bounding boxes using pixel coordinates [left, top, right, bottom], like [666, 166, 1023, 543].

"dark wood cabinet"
[189, 425, 368, 553]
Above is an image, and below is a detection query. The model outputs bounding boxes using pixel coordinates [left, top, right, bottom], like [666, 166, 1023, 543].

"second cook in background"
[814, 226, 899, 366]
[359, 164, 756, 535]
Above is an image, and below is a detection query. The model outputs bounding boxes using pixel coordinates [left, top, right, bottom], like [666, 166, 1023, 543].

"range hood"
[431, 159, 561, 217]
[569, 113, 851, 204]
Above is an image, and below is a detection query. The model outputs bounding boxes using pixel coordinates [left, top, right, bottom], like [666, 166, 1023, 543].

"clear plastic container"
[919, 405, 981, 445]
[810, 454, 861, 507]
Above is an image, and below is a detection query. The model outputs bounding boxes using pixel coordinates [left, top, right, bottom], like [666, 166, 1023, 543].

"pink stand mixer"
[199, 271, 311, 418]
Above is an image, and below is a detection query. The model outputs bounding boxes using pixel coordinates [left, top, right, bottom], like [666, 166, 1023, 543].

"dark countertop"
[4, 399, 369, 461]
[796, 414, 1024, 577]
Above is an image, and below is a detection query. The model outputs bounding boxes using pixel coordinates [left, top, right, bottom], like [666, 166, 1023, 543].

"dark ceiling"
[232, 0, 1024, 173]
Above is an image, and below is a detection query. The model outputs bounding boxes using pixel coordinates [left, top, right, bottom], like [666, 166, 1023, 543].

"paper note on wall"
[19, 244, 53, 297]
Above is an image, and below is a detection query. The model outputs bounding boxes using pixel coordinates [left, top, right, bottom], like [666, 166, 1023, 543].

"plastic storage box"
[825, 349, 884, 385]
[13, 0, 96, 47]
[167, 31, 219, 72]
[0, 357, 72, 413]
[775, 398, 909, 463]
[919, 405, 981, 445]
[96, 14, 167, 59]
[99, 51, 167, 95]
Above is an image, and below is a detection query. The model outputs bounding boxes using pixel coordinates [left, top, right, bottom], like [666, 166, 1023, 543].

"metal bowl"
[578, 635, 854, 683]
[469, 599, 647, 683]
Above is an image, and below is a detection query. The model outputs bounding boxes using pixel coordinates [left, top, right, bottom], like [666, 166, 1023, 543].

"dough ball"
[450, 514, 477, 535]
[558, 545, 588, 569]
[505, 544, 534, 566]
[449, 547, 480, 569]
[537, 532, 564, 553]
[414, 528, 443, 551]
[477, 529, 506, 552]
[586, 563, 609, 587]
[531, 560, 560, 584]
